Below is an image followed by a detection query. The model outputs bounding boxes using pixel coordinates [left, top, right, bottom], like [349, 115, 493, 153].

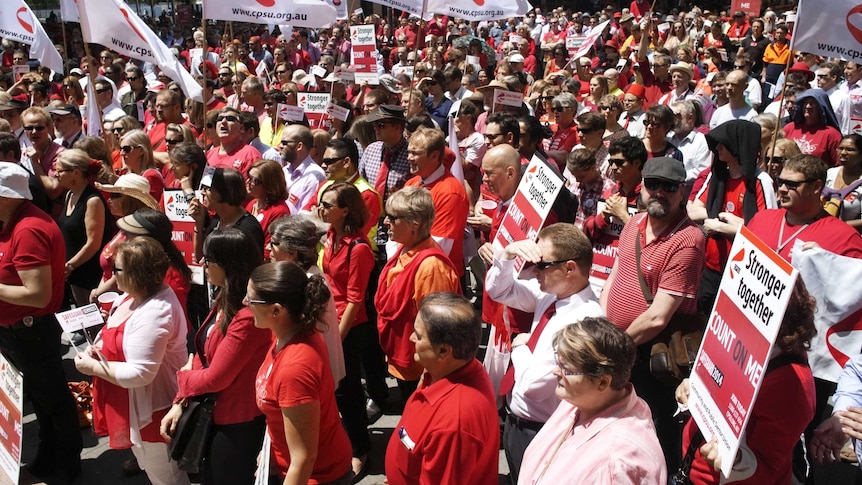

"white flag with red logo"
[77, 0, 203, 101]
[791, 242, 862, 382]
[573, 20, 611, 59]
[60, 0, 80, 22]
[85, 79, 102, 137]
[447, 116, 464, 184]
[360, 0, 423, 18]
[793, 0, 862, 62]
[425, 0, 531, 21]
[202, 0, 337, 29]
[0, 0, 63, 74]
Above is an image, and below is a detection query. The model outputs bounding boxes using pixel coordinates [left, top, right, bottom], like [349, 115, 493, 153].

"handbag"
[821, 177, 862, 218]
[67, 381, 93, 428]
[635, 231, 707, 387]
[167, 322, 217, 474]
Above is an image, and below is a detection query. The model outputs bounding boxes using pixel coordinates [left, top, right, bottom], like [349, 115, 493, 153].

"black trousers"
[203, 415, 266, 485]
[0, 315, 82, 469]
[502, 412, 543, 485]
[335, 322, 372, 457]
[363, 257, 390, 407]
[631, 347, 682, 473]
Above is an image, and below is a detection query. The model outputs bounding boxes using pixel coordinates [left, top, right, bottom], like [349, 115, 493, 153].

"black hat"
[366, 104, 407, 123]
[642, 157, 686, 183]
[47, 103, 82, 118]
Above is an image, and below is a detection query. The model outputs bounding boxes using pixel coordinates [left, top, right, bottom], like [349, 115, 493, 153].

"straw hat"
[97, 174, 159, 210]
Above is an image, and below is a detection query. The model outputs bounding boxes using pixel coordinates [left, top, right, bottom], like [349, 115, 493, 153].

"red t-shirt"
[549, 124, 580, 155]
[637, 64, 672, 108]
[322, 230, 374, 326]
[783, 122, 842, 167]
[405, 171, 470, 276]
[0, 202, 65, 325]
[206, 144, 261, 177]
[385, 359, 500, 485]
[604, 212, 705, 330]
[745, 209, 862, 261]
[697, 175, 769, 271]
[255, 333, 352, 482]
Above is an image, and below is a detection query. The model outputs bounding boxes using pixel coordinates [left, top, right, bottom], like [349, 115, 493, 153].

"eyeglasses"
[598, 105, 614, 111]
[551, 106, 569, 112]
[218, 72, 232, 77]
[13, 58, 26, 62]
[217, 115, 239, 123]
[554, 352, 587, 377]
[321, 156, 346, 166]
[120, 145, 137, 154]
[247, 175, 263, 186]
[95, 87, 111, 94]
[111, 127, 125, 134]
[245, 298, 271, 306]
[643, 178, 681, 193]
[577, 127, 596, 134]
[776, 177, 816, 190]
[23, 125, 46, 132]
[111, 264, 124, 274]
[275, 70, 289, 75]
[126, 76, 140, 81]
[644, 120, 663, 127]
[165, 138, 183, 145]
[536, 259, 573, 270]
[280, 139, 298, 146]
[319, 201, 335, 209]
[765, 156, 785, 165]
[385, 213, 407, 222]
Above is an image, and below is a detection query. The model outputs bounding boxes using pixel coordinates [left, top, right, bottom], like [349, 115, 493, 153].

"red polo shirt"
[322, 230, 374, 326]
[385, 359, 499, 485]
[206, 143, 261, 178]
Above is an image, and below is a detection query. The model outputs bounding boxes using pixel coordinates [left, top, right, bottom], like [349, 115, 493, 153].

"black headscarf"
[704, 120, 761, 223]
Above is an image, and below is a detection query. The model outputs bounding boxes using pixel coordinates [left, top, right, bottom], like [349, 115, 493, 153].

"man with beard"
[280, 124, 325, 213]
[600, 156, 705, 473]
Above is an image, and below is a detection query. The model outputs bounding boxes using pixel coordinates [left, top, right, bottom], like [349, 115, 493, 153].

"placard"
[334, 66, 355, 83]
[12, 65, 29, 83]
[311, 65, 327, 79]
[54, 304, 104, 334]
[298, 92, 332, 130]
[493, 89, 523, 108]
[0, 356, 22, 484]
[688, 226, 797, 478]
[566, 36, 587, 57]
[163, 189, 204, 285]
[277, 103, 305, 122]
[574, 19, 611, 59]
[326, 102, 350, 122]
[730, 0, 762, 18]
[492, 154, 565, 272]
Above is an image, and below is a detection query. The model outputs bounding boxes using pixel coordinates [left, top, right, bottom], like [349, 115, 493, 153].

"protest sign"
[164, 189, 204, 284]
[277, 103, 305, 122]
[493, 154, 565, 272]
[588, 200, 638, 295]
[55, 304, 105, 334]
[350, 25, 379, 85]
[298, 92, 332, 130]
[688, 225, 797, 478]
[0, 356, 22, 484]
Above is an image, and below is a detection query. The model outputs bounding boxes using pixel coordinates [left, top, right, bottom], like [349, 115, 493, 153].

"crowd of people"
[3, 1, 862, 484]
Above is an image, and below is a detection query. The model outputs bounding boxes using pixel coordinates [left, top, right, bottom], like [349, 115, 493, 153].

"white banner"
[574, 20, 611, 60]
[60, 0, 80, 22]
[77, 0, 203, 101]
[793, 0, 862, 62]
[202, 0, 337, 29]
[0, 0, 63, 74]
[361, 0, 424, 18]
[425, 0, 531, 21]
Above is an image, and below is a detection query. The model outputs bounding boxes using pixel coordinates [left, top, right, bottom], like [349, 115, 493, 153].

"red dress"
[92, 305, 168, 449]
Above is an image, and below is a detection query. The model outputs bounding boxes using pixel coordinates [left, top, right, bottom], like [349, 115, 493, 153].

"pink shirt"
[518, 385, 666, 485]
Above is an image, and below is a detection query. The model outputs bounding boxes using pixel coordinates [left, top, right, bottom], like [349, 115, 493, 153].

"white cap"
[508, 53, 525, 63]
[0, 163, 32, 200]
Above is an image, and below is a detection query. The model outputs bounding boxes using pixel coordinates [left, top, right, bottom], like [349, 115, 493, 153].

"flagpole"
[61, 20, 69, 76]
[82, 43, 103, 136]
[404, 0, 428, 116]
[765, 40, 796, 166]
[202, 15, 208, 143]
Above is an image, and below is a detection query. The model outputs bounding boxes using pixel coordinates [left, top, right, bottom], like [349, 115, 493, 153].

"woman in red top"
[245, 159, 290, 260]
[120, 129, 164, 202]
[161, 229, 269, 485]
[247, 262, 353, 484]
[320, 183, 375, 478]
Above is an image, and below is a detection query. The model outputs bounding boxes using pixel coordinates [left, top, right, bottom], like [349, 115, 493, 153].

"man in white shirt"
[485, 223, 604, 483]
[819, 63, 852, 135]
[280, 124, 325, 213]
[709, 70, 757, 129]
[670, 99, 711, 183]
[841, 61, 862, 124]
[93, 79, 125, 123]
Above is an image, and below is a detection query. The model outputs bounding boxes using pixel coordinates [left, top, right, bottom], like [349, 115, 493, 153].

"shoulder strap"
[346, 238, 369, 267]
[634, 231, 654, 304]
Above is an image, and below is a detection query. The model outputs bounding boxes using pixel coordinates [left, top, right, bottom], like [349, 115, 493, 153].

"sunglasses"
[551, 106, 569, 112]
[165, 138, 184, 145]
[247, 176, 263, 186]
[535, 259, 572, 270]
[776, 177, 816, 190]
[23, 125, 46, 132]
[217, 115, 239, 123]
[95, 87, 111, 94]
[385, 212, 407, 222]
[321, 156, 345, 166]
[218, 72, 232, 77]
[643, 178, 681, 193]
[126, 76, 140, 81]
[608, 157, 627, 167]
[319, 201, 335, 209]
[577, 127, 596, 134]
[275, 70, 288, 75]
[765, 156, 785, 165]
[120, 145, 137, 154]
[598, 105, 615, 111]
[111, 127, 125, 133]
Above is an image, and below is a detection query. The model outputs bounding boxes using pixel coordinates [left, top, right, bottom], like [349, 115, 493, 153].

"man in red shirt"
[601, 156, 705, 473]
[206, 107, 261, 178]
[403, 127, 469, 277]
[0, 162, 82, 481]
[385, 293, 499, 485]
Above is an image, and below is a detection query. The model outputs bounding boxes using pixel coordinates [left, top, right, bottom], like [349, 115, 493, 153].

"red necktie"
[375, 147, 392, 199]
[498, 302, 557, 397]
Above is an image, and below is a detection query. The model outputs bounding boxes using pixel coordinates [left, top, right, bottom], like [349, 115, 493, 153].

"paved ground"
[7, 336, 859, 485]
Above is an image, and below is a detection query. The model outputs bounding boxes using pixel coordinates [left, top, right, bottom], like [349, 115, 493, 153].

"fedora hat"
[366, 104, 407, 123]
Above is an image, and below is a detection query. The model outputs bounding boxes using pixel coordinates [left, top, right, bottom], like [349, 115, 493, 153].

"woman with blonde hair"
[583, 75, 609, 112]
[245, 159, 290, 259]
[54, 148, 115, 305]
[120, 129, 163, 201]
[763, 138, 802, 184]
